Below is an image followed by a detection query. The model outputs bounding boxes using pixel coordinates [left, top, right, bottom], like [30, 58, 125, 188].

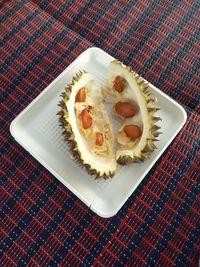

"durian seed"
[95, 132, 104, 146]
[124, 125, 142, 139]
[113, 75, 126, 93]
[75, 87, 86, 102]
[81, 108, 92, 129]
[115, 101, 137, 118]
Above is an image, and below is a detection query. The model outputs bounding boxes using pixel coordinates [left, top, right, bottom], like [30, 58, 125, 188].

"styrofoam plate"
[10, 47, 187, 218]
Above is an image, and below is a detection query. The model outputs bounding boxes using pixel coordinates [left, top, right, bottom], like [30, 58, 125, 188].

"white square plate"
[10, 47, 187, 218]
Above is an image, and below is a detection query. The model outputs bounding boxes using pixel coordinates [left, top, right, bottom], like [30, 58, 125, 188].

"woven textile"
[1, 0, 200, 266]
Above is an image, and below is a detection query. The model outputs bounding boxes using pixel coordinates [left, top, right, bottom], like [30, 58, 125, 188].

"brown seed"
[124, 125, 142, 139]
[95, 132, 104, 146]
[81, 108, 92, 129]
[113, 76, 126, 93]
[76, 87, 86, 102]
[115, 101, 137, 118]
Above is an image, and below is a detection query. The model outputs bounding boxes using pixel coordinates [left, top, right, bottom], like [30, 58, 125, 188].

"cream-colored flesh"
[107, 62, 150, 160]
[65, 73, 116, 176]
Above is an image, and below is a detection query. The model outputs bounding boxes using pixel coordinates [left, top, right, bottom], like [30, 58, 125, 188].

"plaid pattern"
[1, 0, 199, 266]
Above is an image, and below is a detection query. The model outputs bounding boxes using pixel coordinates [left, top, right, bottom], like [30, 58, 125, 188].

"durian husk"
[58, 62, 161, 178]
[58, 71, 116, 179]
[107, 60, 161, 165]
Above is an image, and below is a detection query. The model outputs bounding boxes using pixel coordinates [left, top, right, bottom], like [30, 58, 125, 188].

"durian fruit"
[106, 60, 161, 165]
[58, 71, 117, 179]
[58, 61, 161, 178]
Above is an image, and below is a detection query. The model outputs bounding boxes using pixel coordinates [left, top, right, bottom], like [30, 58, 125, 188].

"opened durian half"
[58, 71, 117, 178]
[106, 60, 161, 165]
[59, 61, 161, 178]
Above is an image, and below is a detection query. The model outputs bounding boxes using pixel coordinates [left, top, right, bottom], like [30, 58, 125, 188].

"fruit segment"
[59, 71, 116, 179]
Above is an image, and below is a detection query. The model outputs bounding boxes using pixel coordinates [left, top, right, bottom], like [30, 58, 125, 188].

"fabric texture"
[1, 0, 199, 266]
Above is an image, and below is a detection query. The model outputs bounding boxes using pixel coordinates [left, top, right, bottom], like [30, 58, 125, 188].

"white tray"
[10, 47, 187, 218]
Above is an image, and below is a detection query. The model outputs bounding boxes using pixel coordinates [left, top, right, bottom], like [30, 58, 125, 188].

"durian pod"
[58, 61, 161, 178]
[107, 60, 161, 165]
[58, 71, 117, 179]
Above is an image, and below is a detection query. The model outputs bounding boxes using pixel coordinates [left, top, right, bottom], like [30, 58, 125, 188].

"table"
[1, 1, 199, 266]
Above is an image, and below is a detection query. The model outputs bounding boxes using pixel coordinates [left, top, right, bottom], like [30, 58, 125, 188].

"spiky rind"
[112, 60, 161, 165]
[58, 62, 161, 175]
[58, 71, 115, 179]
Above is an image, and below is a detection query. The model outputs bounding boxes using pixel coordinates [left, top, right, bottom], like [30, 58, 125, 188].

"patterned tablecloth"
[1, 1, 199, 266]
